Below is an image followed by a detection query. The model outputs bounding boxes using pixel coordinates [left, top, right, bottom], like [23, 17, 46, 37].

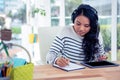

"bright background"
[0, 0, 120, 65]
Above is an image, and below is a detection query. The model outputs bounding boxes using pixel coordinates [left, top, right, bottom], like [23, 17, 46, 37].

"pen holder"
[0, 43, 34, 80]
[9, 44, 34, 80]
[10, 63, 34, 80]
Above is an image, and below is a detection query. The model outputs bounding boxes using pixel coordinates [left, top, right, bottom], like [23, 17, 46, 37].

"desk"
[33, 61, 120, 80]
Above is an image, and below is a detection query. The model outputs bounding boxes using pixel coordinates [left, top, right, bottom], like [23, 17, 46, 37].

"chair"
[38, 27, 63, 64]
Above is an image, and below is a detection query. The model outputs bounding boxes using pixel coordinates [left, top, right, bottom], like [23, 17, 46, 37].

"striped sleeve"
[46, 36, 64, 64]
[98, 33, 105, 54]
[94, 33, 106, 61]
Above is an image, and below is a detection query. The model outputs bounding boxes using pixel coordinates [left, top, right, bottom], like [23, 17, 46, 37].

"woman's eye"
[85, 25, 90, 27]
[77, 23, 81, 25]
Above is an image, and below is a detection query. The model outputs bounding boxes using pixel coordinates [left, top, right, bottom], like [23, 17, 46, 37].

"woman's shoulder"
[58, 26, 73, 37]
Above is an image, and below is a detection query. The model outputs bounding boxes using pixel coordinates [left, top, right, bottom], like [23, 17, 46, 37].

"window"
[117, 0, 120, 60]
[51, 0, 60, 26]
[65, 0, 82, 26]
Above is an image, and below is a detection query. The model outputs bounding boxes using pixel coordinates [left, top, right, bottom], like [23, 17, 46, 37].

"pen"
[6, 65, 13, 77]
[1, 66, 5, 77]
[5, 66, 8, 77]
[0, 70, 2, 77]
[61, 55, 70, 66]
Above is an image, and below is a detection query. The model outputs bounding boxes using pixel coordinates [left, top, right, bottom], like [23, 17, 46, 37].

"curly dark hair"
[71, 4, 100, 62]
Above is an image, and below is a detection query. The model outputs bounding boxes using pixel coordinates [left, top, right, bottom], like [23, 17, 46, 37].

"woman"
[46, 4, 107, 67]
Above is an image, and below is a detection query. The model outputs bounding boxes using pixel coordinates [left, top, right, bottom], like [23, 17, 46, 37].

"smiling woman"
[73, 15, 90, 37]
[46, 4, 107, 67]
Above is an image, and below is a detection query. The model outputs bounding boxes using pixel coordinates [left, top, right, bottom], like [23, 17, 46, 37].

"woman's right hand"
[55, 57, 70, 67]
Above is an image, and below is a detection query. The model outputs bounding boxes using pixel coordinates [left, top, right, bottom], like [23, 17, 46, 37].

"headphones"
[71, 4, 98, 23]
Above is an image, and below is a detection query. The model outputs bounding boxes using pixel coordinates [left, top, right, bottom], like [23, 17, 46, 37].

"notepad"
[53, 62, 85, 71]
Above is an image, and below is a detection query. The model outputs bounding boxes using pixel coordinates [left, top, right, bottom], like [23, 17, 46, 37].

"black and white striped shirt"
[46, 26, 105, 64]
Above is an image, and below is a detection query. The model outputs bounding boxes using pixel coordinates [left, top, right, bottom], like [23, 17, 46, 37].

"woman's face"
[73, 15, 91, 37]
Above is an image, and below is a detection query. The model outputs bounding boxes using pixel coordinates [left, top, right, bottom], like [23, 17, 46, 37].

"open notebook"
[53, 62, 85, 71]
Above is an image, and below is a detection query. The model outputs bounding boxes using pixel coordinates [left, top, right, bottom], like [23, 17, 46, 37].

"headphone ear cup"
[71, 9, 77, 23]
[71, 12, 74, 23]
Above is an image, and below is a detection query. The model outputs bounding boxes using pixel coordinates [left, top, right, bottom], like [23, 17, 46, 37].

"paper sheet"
[53, 62, 85, 71]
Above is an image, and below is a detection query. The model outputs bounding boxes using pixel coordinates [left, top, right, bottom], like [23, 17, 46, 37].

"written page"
[53, 62, 85, 71]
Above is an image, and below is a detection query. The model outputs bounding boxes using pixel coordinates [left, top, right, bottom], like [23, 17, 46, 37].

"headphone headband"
[71, 4, 98, 23]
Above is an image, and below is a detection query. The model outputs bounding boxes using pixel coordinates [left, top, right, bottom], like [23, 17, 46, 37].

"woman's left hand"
[98, 54, 108, 61]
